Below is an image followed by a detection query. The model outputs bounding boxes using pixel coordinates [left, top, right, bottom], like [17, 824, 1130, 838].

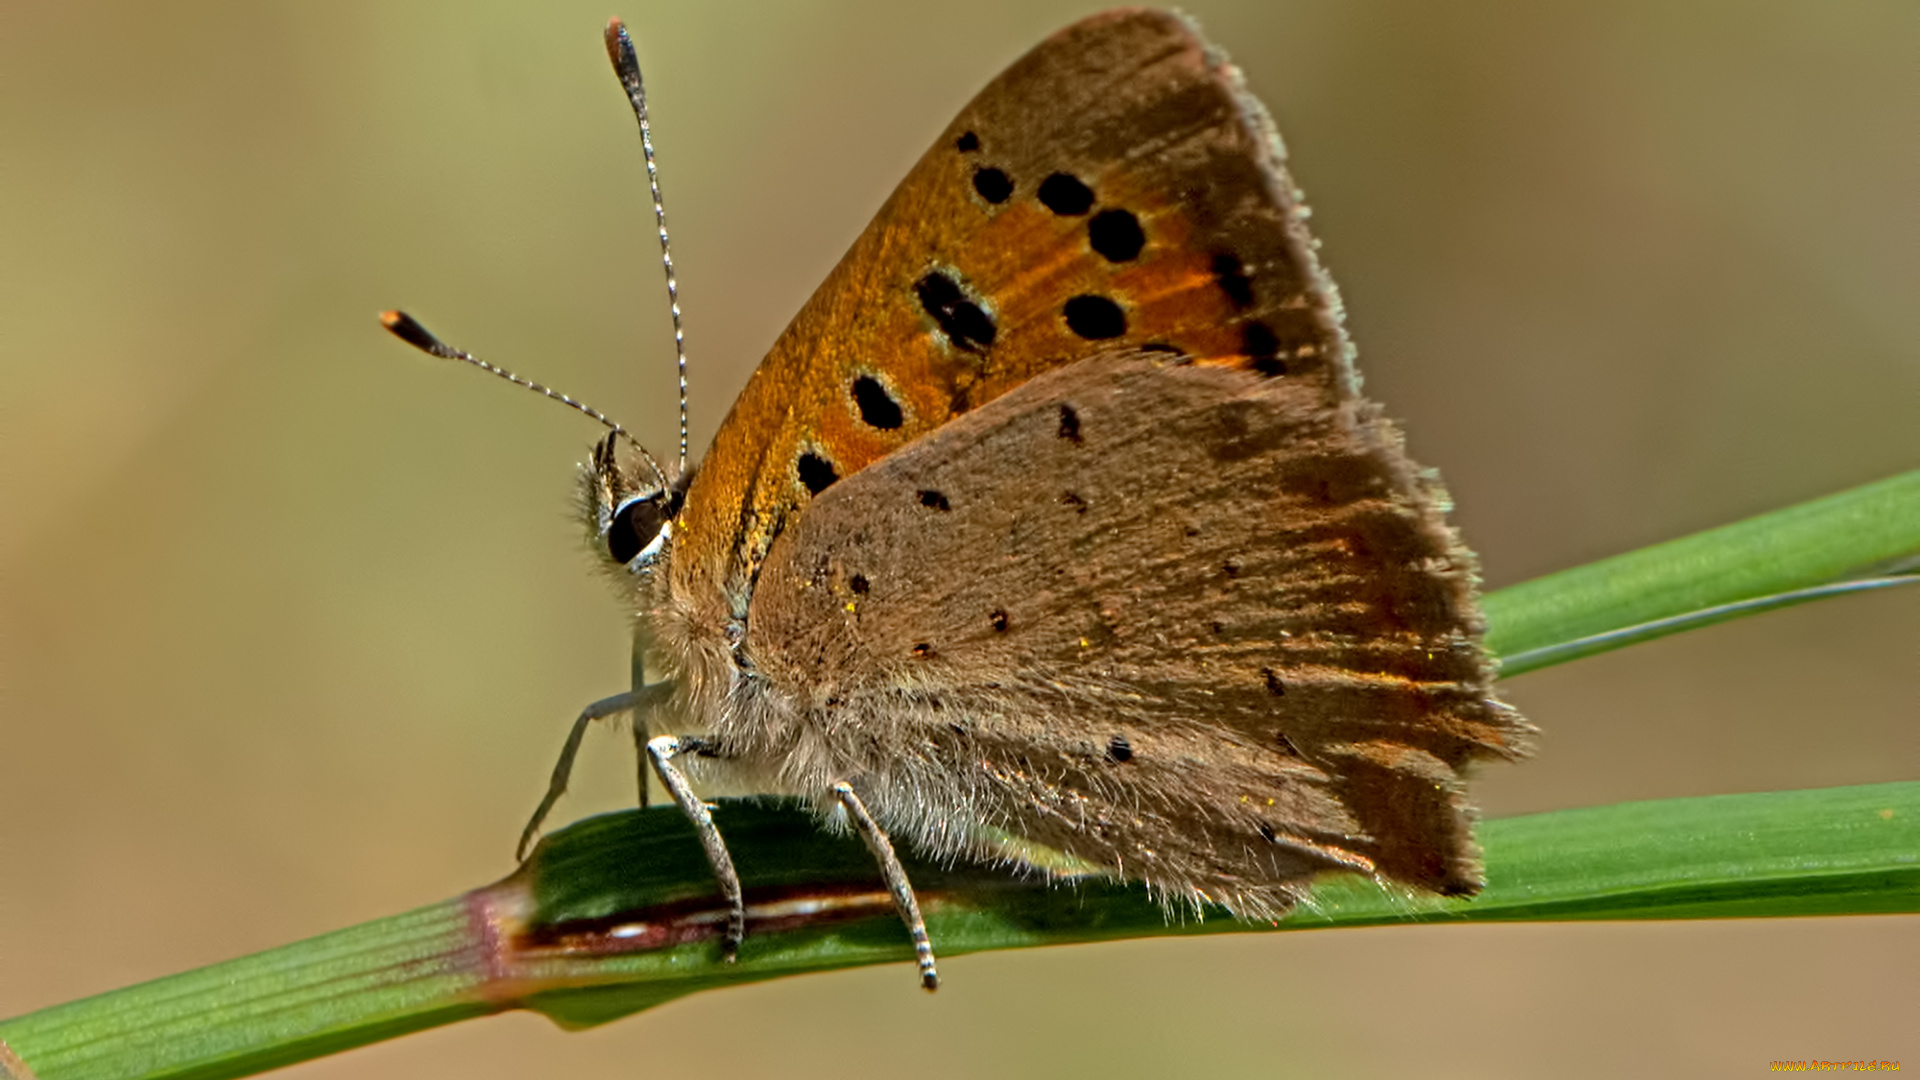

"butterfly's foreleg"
[631, 722, 651, 808]
[648, 734, 746, 961]
[518, 682, 674, 861]
[831, 781, 939, 991]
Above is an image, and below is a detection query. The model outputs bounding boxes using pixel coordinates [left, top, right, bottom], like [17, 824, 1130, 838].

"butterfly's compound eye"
[608, 494, 670, 564]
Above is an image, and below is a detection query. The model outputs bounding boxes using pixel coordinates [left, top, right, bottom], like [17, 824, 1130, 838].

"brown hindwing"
[748, 351, 1531, 913]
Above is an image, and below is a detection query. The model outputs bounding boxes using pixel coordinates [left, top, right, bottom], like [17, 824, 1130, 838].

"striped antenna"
[379, 310, 668, 489]
[605, 17, 690, 475]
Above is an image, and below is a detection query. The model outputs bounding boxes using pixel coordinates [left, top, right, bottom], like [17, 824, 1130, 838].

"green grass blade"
[0, 903, 488, 1080]
[1485, 469, 1920, 674]
[1492, 575, 1918, 675]
[517, 782, 1920, 1026]
[4, 784, 1914, 1079]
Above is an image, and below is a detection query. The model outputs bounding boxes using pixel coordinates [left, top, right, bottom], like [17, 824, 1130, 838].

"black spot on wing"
[916, 271, 996, 352]
[1088, 209, 1144, 262]
[1243, 321, 1286, 376]
[1262, 667, 1287, 696]
[797, 451, 838, 495]
[1213, 253, 1255, 308]
[1057, 404, 1082, 443]
[1037, 172, 1094, 215]
[851, 375, 903, 430]
[972, 166, 1013, 204]
[1064, 295, 1126, 340]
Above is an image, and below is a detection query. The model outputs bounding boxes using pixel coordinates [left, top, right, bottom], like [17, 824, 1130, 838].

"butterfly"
[387, 8, 1531, 991]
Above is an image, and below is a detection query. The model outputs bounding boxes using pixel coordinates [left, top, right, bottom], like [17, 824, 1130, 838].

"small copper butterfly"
[385, 9, 1532, 990]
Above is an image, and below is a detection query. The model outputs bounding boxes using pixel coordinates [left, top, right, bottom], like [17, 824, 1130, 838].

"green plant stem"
[4, 784, 1915, 1080]
[1486, 469, 1920, 673]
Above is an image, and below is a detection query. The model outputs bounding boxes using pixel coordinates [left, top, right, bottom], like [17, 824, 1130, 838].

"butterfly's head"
[581, 432, 687, 579]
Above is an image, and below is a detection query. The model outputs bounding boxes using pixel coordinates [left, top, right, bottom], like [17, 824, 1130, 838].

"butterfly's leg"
[518, 682, 674, 861]
[647, 734, 746, 961]
[629, 641, 652, 806]
[832, 781, 939, 991]
[632, 723, 652, 807]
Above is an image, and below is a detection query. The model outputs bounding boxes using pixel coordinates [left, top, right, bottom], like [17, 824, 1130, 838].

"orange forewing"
[675, 10, 1333, 615]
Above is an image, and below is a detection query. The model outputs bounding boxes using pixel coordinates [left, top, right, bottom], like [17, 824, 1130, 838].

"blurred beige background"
[3, 1, 1914, 1076]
